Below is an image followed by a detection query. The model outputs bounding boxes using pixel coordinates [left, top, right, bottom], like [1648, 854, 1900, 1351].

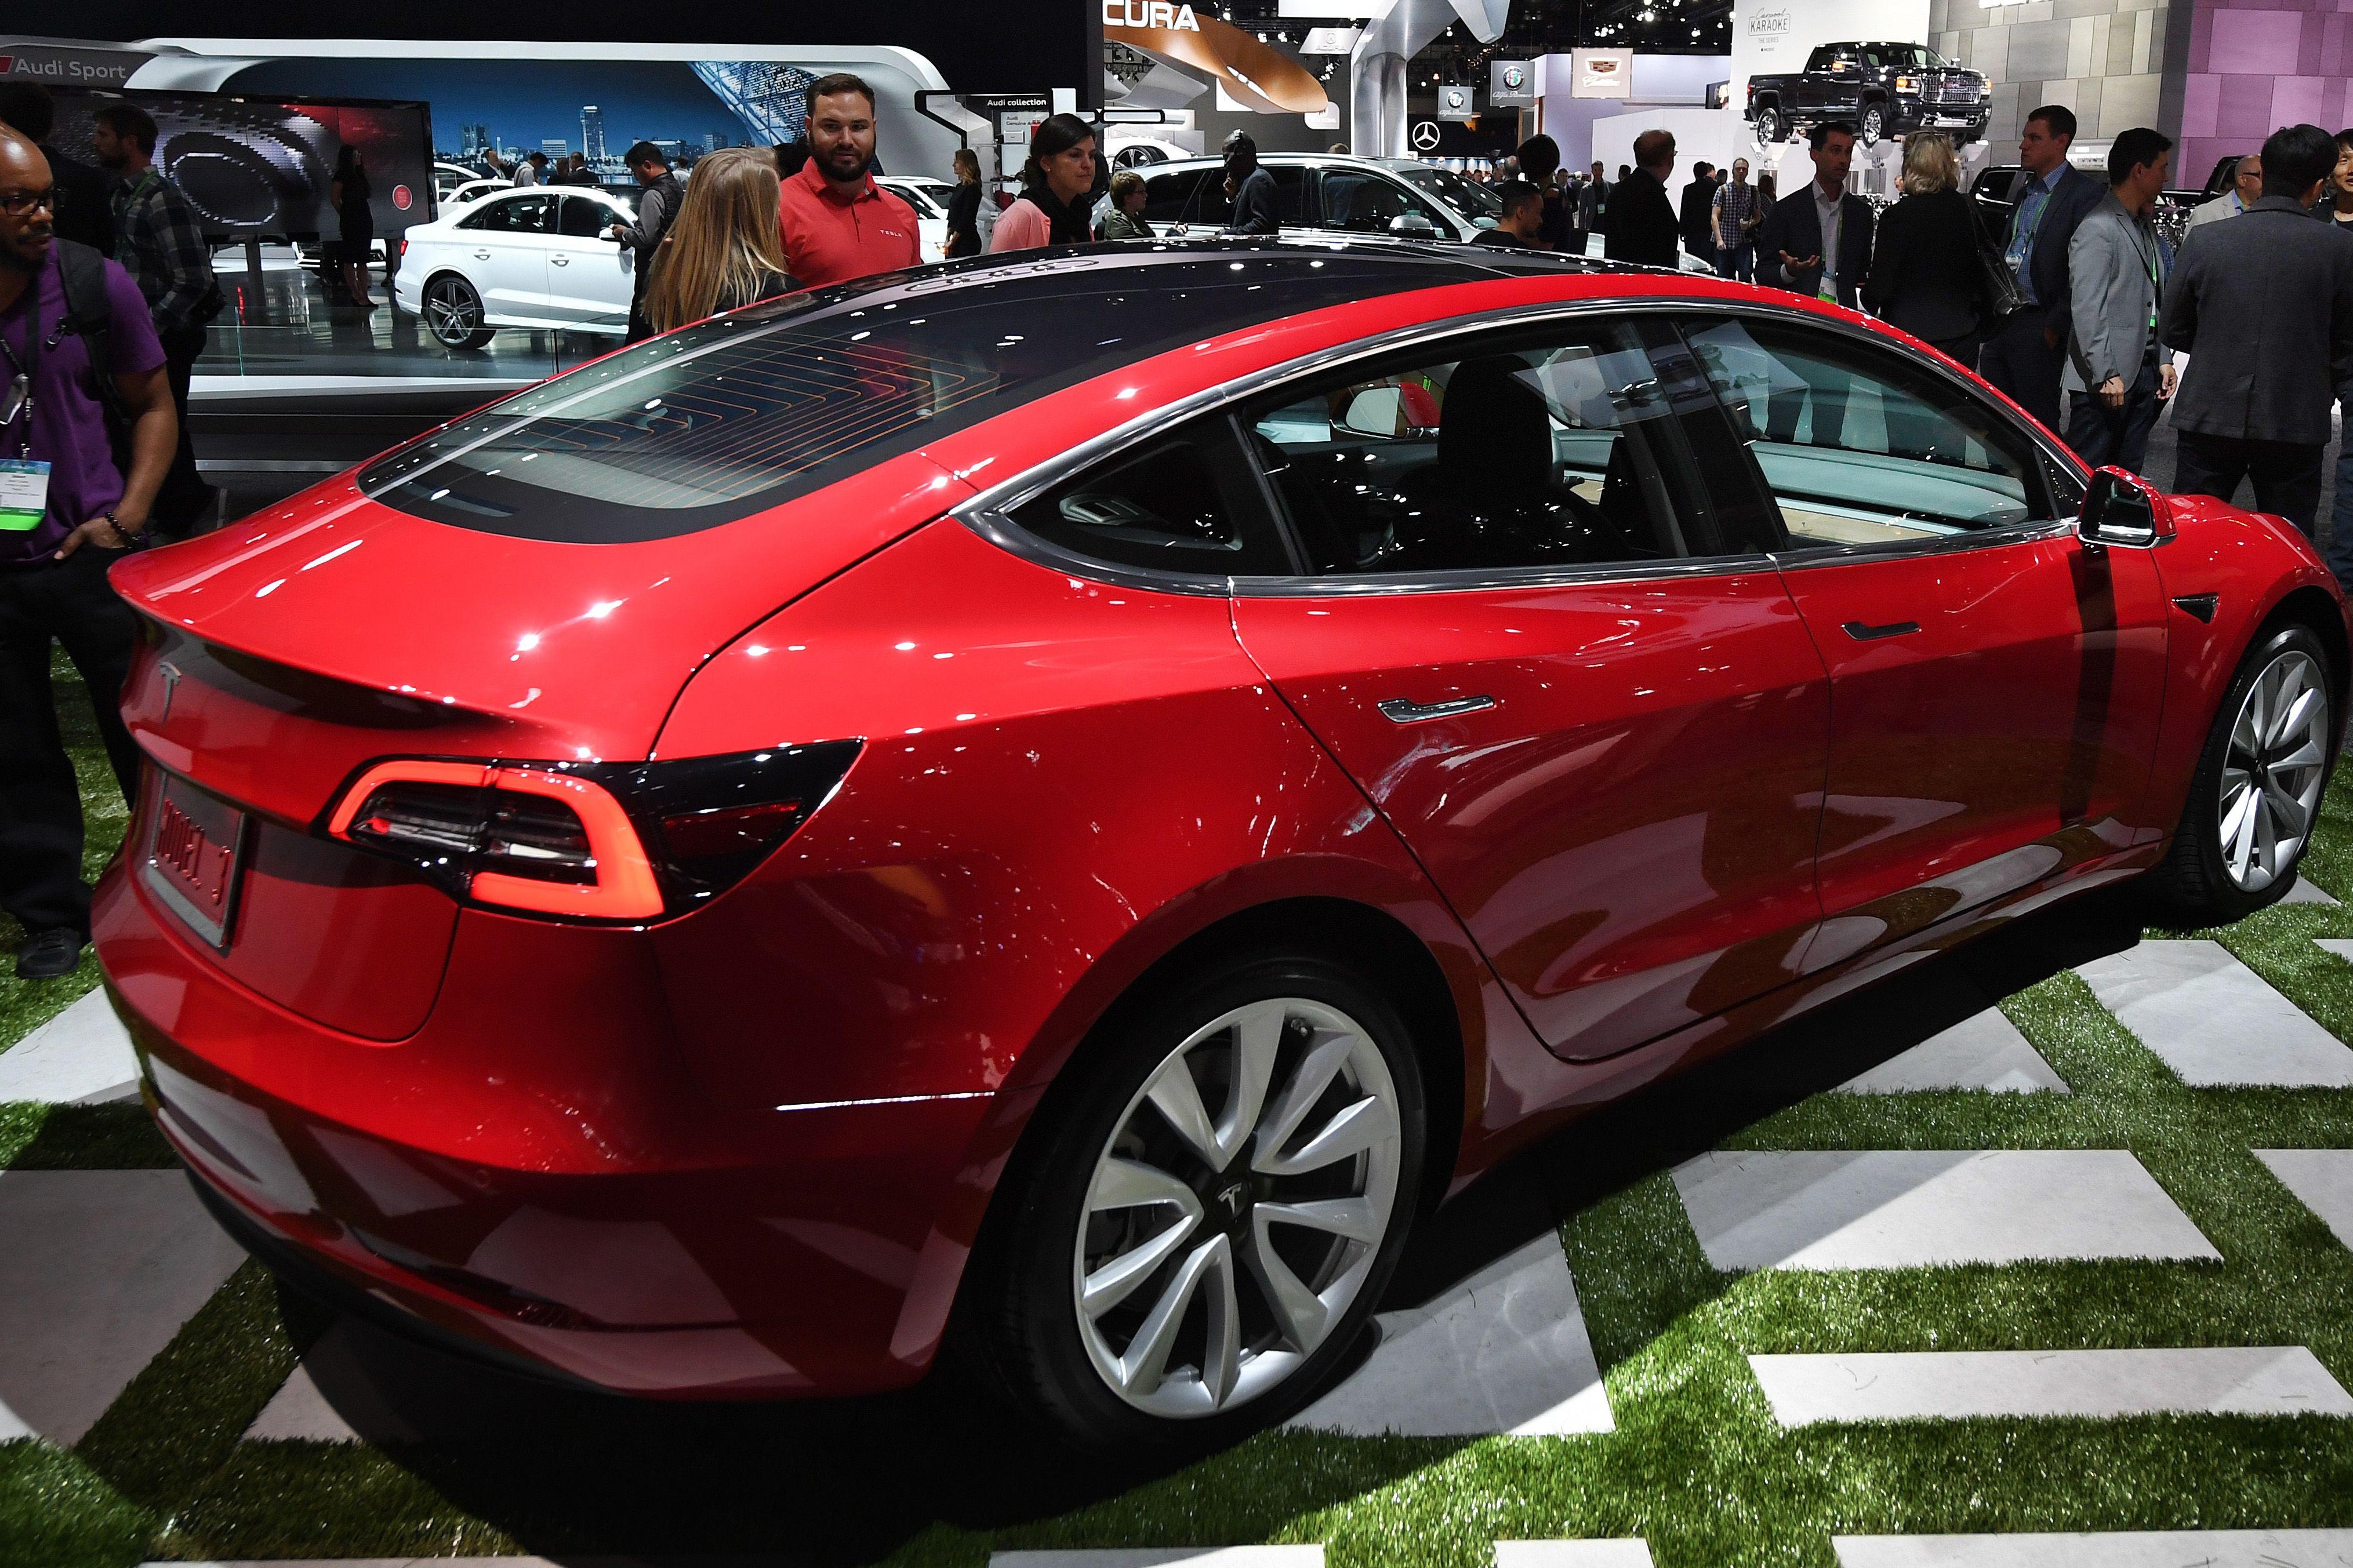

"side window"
[1143, 170, 1230, 226]
[463, 195, 555, 234]
[1240, 319, 1720, 576]
[1319, 170, 1443, 233]
[1008, 419, 1292, 578]
[1268, 165, 1308, 223]
[556, 197, 608, 238]
[1680, 315, 2050, 547]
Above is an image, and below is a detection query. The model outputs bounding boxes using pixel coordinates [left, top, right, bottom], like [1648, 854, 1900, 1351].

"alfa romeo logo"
[1502, 65, 1525, 90]
[1444, 87, 1468, 111]
[1411, 120, 1441, 151]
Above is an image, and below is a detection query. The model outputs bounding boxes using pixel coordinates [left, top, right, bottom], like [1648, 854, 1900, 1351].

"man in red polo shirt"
[778, 73, 921, 287]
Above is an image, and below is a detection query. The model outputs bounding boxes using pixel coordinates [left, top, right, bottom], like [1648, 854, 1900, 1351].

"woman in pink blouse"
[990, 114, 1100, 252]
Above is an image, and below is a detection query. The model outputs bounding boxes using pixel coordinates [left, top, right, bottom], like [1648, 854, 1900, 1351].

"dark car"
[1746, 42, 1989, 148]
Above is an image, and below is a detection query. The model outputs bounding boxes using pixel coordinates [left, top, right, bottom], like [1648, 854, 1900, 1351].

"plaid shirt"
[1712, 180, 1758, 243]
[110, 169, 216, 335]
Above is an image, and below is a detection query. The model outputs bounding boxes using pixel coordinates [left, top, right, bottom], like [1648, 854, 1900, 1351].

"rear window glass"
[358, 248, 1480, 543]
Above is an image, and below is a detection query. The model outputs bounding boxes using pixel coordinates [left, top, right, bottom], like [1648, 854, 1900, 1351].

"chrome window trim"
[952, 292, 2090, 597]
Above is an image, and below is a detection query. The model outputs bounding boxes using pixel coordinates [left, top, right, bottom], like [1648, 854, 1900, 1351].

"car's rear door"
[1675, 310, 2167, 967]
[1229, 314, 1833, 1062]
[458, 192, 558, 323]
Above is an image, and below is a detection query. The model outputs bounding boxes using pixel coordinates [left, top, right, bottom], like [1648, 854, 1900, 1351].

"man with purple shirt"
[0, 126, 177, 980]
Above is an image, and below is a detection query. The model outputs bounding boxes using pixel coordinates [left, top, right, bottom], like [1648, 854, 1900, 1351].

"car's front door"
[457, 194, 559, 324]
[549, 195, 632, 330]
[1229, 315, 1833, 1061]
[1677, 311, 2168, 967]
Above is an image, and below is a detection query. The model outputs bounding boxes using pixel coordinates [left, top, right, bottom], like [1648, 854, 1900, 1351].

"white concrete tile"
[244, 1363, 362, 1443]
[1494, 1542, 1655, 1567]
[0, 1170, 246, 1443]
[1287, 1236, 1613, 1436]
[2281, 876, 2340, 905]
[0, 988, 139, 1105]
[2314, 938, 2353, 967]
[1835, 1530, 2353, 1568]
[992, 1554, 1324, 1567]
[1837, 1010, 2069, 1095]
[2257, 1149, 2353, 1250]
[1672, 1151, 2220, 1272]
[1751, 1346, 2353, 1425]
[2076, 940, 2353, 1088]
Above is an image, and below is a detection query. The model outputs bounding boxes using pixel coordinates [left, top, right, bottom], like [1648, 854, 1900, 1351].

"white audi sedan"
[876, 176, 953, 263]
[394, 187, 640, 349]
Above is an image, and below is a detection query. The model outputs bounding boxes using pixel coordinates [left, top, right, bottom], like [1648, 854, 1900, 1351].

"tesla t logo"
[1411, 121, 1441, 151]
[157, 660, 181, 721]
[1103, 0, 1201, 31]
[1215, 1181, 1246, 1220]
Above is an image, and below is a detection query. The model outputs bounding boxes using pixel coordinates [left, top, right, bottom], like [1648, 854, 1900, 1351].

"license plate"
[142, 773, 247, 948]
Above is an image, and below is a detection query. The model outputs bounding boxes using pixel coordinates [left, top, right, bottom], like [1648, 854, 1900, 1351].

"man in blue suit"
[1977, 104, 2105, 432]
[1757, 121, 1875, 309]
[1755, 122, 1876, 445]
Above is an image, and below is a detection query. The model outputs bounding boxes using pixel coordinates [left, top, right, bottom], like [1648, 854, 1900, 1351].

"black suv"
[1746, 43, 1989, 148]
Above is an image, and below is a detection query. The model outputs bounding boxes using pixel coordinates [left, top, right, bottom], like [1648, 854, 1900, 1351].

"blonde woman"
[641, 147, 796, 336]
[1861, 132, 1989, 363]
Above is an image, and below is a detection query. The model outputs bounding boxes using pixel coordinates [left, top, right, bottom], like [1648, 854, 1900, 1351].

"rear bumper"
[93, 857, 1003, 1400]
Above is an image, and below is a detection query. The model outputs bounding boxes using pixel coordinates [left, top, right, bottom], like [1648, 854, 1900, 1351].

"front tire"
[965, 953, 1426, 1454]
[2147, 621, 2336, 923]
[1860, 103, 1887, 146]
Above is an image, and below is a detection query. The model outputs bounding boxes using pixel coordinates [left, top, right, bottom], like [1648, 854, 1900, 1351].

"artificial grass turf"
[19, 707, 2353, 1565]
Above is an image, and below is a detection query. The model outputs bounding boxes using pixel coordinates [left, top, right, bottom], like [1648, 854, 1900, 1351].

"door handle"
[1841, 620, 1921, 642]
[1378, 694, 1497, 724]
[472, 249, 492, 260]
[550, 255, 571, 266]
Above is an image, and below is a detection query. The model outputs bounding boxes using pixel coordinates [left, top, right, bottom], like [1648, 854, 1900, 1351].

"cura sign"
[1103, 0, 1202, 30]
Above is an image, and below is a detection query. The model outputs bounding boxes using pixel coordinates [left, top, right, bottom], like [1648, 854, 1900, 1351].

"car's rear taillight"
[322, 742, 859, 922]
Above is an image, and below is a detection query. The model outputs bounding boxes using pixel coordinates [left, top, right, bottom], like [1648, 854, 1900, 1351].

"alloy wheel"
[1072, 996, 1401, 1419]
[1756, 107, 1782, 146]
[2218, 648, 2329, 892]
[1861, 104, 1884, 145]
[424, 278, 482, 347]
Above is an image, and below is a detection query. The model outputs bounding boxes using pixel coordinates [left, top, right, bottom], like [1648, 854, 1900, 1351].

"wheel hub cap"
[1073, 996, 1401, 1419]
[2218, 647, 2329, 893]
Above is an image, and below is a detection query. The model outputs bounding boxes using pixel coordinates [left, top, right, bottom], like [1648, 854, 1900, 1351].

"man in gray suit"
[1977, 105, 2105, 432]
[2064, 126, 2178, 474]
[2186, 153, 2261, 233]
[2161, 122, 2353, 547]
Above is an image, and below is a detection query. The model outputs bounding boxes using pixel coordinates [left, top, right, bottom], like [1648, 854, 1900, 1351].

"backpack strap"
[52, 238, 131, 442]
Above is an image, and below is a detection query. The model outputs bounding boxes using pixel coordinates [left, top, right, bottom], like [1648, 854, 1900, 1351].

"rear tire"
[1754, 105, 1785, 146]
[2146, 621, 2336, 923]
[961, 952, 1426, 1456]
[423, 274, 493, 350]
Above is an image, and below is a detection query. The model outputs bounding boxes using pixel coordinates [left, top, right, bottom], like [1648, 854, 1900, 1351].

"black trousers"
[1976, 311, 2065, 433]
[152, 322, 218, 537]
[2065, 362, 2164, 476]
[2172, 429, 2326, 536]
[0, 545, 143, 938]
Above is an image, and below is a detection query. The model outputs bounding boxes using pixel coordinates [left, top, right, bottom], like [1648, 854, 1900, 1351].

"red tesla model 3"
[95, 239, 2343, 1450]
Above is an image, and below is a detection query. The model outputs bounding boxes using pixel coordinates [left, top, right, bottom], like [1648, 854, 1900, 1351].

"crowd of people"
[8, 63, 2353, 983]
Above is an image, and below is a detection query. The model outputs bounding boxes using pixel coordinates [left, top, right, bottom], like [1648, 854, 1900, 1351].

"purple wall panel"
[2181, 0, 2353, 199]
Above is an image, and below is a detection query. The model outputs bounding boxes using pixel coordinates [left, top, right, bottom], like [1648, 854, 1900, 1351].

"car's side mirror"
[2079, 465, 2173, 548]
[1389, 213, 1438, 236]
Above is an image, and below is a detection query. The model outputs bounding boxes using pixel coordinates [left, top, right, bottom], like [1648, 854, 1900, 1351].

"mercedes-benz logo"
[1411, 120, 1441, 151]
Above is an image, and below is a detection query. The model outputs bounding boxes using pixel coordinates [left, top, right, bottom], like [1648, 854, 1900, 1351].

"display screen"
[47, 89, 435, 241]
